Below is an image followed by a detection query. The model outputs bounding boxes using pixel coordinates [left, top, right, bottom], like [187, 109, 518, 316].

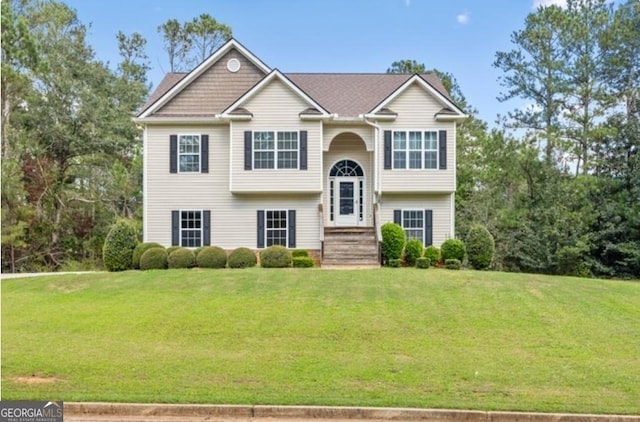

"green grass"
[2, 268, 639, 414]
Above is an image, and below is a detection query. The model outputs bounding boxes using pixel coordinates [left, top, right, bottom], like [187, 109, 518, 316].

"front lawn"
[1, 268, 639, 414]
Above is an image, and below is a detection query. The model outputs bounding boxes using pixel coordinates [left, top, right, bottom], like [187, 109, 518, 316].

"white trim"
[221, 70, 330, 117]
[328, 158, 366, 227]
[389, 129, 440, 170]
[176, 133, 202, 173]
[142, 126, 149, 242]
[134, 116, 223, 124]
[177, 209, 205, 248]
[251, 130, 301, 170]
[139, 39, 270, 119]
[229, 122, 234, 192]
[370, 75, 467, 118]
[399, 208, 427, 246]
[262, 209, 291, 248]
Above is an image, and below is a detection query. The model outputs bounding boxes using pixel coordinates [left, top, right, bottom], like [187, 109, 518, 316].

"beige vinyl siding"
[154, 49, 265, 116]
[380, 83, 456, 193]
[378, 193, 454, 247]
[144, 124, 322, 249]
[323, 133, 374, 226]
[230, 79, 322, 192]
[323, 125, 374, 151]
[145, 124, 226, 245]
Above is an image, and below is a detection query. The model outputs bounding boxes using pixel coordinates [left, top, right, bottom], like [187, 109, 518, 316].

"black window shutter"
[244, 131, 252, 170]
[384, 131, 392, 170]
[257, 210, 265, 248]
[203, 210, 211, 246]
[299, 131, 307, 170]
[201, 135, 209, 173]
[439, 130, 447, 170]
[425, 209, 433, 246]
[170, 135, 178, 173]
[393, 209, 402, 225]
[171, 210, 180, 246]
[288, 210, 296, 248]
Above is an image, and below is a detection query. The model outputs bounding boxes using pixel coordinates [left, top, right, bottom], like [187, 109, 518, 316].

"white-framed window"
[178, 134, 200, 172]
[253, 131, 298, 169]
[393, 130, 438, 169]
[402, 210, 425, 243]
[266, 210, 288, 247]
[180, 210, 202, 247]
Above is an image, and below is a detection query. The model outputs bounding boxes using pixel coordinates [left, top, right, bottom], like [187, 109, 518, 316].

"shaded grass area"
[2, 268, 639, 414]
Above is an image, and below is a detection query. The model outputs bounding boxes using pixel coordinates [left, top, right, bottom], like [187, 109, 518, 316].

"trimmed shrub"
[132, 242, 162, 269]
[416, 257, 430, 269]
[445, 258, 462, 270]
[193, 246, 206, 258]
[260, 245, 292, 268]
[441, 238, 466, 262]
[466, 224, 495, 270]
[405, 238, 424, 266]
[424, 246, 441, 266]
[196, 246, 227, 269]
[167, 247, 196, 269]
[103, 219, 138, 272]
[228, 247, 257, 269]
[140, 247, 168, 270]
[293, 256, 315, 268]
[389, 258, 403, 268]
[292, 249, 310, 258]
[166, 246, 180, 256]
[381, 222, 405, 265]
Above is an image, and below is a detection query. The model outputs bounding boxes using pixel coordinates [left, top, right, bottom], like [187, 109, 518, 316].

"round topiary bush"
[193, 246, 206, 259]
[260, 245, 292, 268]
[293, 256, 315, 268]
[381, 222, 405, 265]
[405, 238, 424, 266]
[196, 246, 227, 269]
[167, 247, 196, 269]
[166, 246, 180, 256]
[465, 224, 495, 270]
[416, 257, 430, 269]
[441, 238, 466, 262]
[424, 246, 440, 266]
[140, 247, 168, 270]
[445, 258, 462, 270]
[103, 219, 138, 271]
[228, 247, 257, 269]
[132, 242, 163, 269]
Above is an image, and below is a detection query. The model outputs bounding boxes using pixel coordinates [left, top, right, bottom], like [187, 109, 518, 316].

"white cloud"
[532, 0, 567, 9]
[456, 11, 470, 25]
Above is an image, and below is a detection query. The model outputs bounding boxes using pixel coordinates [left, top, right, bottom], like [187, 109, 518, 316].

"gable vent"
[227, 58, 241, 73]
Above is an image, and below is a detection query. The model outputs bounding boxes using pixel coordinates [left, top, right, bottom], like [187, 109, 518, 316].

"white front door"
[335, 177, 358, 226]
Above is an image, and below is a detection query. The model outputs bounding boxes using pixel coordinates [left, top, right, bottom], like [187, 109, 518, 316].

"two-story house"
[135, 39, 466, 266]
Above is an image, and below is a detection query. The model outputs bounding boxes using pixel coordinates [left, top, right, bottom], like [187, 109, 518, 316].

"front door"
[335, 177, 358, 226]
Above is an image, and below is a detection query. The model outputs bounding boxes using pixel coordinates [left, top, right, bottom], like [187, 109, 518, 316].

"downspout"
[141, 124, 149, 242]
[362, 116, 383, 261]
[361, 116, 382, 203]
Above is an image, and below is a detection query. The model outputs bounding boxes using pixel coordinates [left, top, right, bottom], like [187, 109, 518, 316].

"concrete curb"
[63, 403, 640, 421]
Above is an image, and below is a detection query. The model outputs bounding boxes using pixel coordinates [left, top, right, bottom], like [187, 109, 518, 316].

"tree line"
[2, 0, 638, 278]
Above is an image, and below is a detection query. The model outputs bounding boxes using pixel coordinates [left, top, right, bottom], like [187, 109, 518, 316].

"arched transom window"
[329, 160, 363, 177]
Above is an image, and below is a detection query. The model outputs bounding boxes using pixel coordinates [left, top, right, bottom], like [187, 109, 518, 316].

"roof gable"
[138, 39, 270, 118]
[222, 70, 330, 117]
[370, 74, 466, 119]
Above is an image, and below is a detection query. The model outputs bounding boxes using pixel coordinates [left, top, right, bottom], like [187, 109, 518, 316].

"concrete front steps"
[322, 227, 380, 268]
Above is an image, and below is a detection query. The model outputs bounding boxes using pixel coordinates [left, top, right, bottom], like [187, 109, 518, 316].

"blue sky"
[63, 0, 566, 126]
